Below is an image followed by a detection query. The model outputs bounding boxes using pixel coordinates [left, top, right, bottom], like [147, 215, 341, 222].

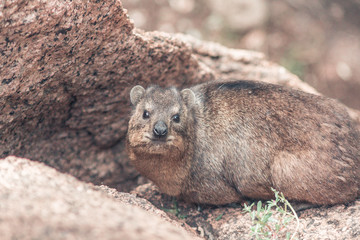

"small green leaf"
[215, 213, 224, 221]
[251, 211, 256, 220]
[177, 214, 187, 219]
[257, 201, 262, 213]
[262, 212, 272, 223]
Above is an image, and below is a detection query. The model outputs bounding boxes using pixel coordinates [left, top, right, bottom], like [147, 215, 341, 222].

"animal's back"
[183, 81, 360, 205]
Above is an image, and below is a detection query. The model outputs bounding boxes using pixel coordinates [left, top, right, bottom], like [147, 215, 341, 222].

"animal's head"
[127, 85, 196, 156]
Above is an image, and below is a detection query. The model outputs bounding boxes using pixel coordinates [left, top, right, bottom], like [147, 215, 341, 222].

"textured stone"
[1, 0, 359, 191]
[0, 156, 201, 240]
[1, 1, 360, 239]
[0, 0, 211, 189]
[2, 0, 359, 191]
[133, 182, 360, 240]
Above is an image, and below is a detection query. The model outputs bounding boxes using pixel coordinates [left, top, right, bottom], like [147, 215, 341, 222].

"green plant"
[215, 212, 224, 221]
[161, 198, 187, 219]
[242, 188, 299, 240]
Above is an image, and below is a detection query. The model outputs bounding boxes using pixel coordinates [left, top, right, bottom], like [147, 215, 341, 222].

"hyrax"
[126, 80, 360, 205]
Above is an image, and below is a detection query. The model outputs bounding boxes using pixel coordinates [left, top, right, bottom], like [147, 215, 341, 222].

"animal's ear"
[181, 88, 196, 107]
[130, 85, 145, 106]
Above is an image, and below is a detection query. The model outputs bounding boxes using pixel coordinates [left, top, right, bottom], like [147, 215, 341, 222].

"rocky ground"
[0, 156, 200, 240]
[1, 0, 360, 239]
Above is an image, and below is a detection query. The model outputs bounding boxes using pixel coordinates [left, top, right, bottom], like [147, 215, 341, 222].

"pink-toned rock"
[133, 182, 360, 240]
[1, 0, 359, 191]
[1, 1, 360, 239]
[0, 156, 201, 240]
[0, 0, 211, 190]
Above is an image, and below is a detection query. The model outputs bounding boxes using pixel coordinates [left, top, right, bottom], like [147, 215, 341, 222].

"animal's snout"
[153, 121, 168, 138]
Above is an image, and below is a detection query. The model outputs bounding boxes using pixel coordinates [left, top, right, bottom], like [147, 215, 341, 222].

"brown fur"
[126, 80, 360, 205]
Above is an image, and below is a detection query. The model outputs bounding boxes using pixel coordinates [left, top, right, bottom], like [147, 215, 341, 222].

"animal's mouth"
[130, 134, 182, 155]
[145, 136, 172, 143]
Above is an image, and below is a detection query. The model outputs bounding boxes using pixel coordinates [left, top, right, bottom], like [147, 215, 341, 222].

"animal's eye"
[143, 110, 150, 119]
[172, 114, 180, 123]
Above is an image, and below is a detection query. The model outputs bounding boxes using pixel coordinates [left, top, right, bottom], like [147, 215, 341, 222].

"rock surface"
[1, 0, 360, 239]
[133, 183, 360, 240]
[2, 0, 359, 191]
[0, 0, 211, 190]
[0, 156, 201, 240]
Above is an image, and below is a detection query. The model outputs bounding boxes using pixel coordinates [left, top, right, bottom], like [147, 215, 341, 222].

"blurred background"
[122, 0, 360, 110]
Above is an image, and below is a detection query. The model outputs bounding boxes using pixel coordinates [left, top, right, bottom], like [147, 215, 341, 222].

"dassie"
[126, 80, 360, 205]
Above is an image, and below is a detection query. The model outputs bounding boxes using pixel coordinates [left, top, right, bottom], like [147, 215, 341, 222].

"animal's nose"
[153, 121, 168, 138]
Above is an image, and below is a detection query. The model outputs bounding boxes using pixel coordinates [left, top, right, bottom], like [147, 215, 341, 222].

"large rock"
[1, 1, 360, 239]
[3, 0, 358, 191]
[0, 0, 211, 190]
[0, 156, 201, 240]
